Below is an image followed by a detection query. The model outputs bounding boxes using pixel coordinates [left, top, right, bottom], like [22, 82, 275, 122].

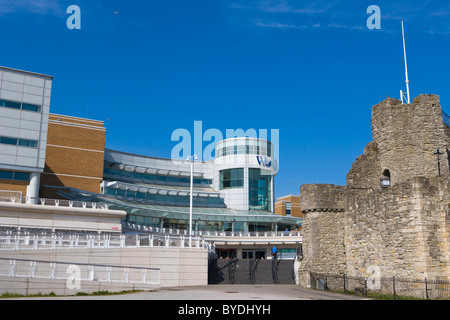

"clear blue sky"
[1, 0, 449, 199]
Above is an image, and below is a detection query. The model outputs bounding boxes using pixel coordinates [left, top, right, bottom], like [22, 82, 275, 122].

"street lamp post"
[187, 155, 198, 238]
[434, 149, 443, 177]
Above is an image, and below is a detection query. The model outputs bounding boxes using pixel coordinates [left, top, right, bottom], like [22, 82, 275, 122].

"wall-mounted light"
[380, 178, 391, 188]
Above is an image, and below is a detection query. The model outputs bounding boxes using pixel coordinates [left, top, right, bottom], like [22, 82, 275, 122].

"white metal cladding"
[0, 67, 52, 173]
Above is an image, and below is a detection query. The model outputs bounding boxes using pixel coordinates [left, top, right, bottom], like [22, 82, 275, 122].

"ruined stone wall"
[299, 95, 450, 291]
[371, 95, 450, 186]
[346, 141, 381, 189]
[346, 176, 450, 281]
[298, 184, 346, 287]
[300, 176, 450, 290]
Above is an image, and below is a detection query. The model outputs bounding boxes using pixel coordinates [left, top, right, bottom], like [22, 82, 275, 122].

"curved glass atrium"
[58, 147, 302, 233]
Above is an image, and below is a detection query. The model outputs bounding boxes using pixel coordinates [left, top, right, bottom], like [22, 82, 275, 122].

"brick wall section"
[274, 200, 286, 216]
[274, 195, 303, 218]
[0, 180, 28, 197]
[40, 114, 106, 198]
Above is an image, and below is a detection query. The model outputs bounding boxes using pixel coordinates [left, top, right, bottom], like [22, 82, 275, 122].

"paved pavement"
[5, 284, 370, 300]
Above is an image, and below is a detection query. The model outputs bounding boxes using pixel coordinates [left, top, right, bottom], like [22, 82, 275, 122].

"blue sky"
[1, 0, 449, 199]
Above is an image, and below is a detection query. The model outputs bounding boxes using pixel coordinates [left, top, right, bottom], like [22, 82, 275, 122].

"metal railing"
[0, 195, 109, 210]
[124, 222, 302, 238]
[0, 232, 213, 252]
[0, 257, 160, 287]
[310, 272, 450, 300]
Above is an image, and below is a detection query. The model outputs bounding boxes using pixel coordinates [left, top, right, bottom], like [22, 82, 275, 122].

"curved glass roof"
[58, 188, 302, 227]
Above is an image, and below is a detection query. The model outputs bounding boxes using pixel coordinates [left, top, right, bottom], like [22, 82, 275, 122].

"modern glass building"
[60, 137, 302, 233]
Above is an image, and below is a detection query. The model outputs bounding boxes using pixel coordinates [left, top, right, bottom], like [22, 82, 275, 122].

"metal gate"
[208, 254, 295, 285]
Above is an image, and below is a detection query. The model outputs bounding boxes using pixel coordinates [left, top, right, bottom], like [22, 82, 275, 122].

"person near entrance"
[272, 246, 277, 258]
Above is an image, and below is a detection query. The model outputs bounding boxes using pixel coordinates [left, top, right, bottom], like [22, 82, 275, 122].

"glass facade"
[125, 214, 281, 233]
[91, 143, 298, 233]
[103, 167, 212, 188]
[285, 201, 292, 216]
[104, 187, 225, 208]
[220, 168, 244, 190]
[248, 169, 271, 211]
[216, 138, 272, 158]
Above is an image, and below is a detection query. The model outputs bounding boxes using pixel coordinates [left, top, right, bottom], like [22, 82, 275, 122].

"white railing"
[0, 195, 109, 210]
[0, 257, 160, 287]
[124, 222, 302, 238]
[0, 232, 212, 251]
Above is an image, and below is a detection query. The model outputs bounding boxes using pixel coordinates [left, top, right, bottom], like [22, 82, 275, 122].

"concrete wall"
[0, 246, 208, 295]
[0, 201, 126, 233]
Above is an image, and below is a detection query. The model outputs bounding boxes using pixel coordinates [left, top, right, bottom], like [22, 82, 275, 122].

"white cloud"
[227, 0, 450, 35]
[232, 0, 337, 15]
[253, 20, 305, 29]
[0, 0, 64, 15]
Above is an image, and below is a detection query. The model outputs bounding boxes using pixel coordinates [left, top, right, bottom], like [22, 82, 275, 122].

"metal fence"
[124, 222, 302, 238]
[0, 257, 160, 287]
[310, 272, 450, 300]
[0, 194, 109, 210]
[0, 231, 214, 252]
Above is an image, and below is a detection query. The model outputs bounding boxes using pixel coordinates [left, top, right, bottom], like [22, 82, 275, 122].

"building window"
[21, 103, 41, 112]
[104, 187, 225, 208]
[248, 168, 271, 211]
[0, 171, 14, 180]
[0, 99, 41, 113]
[215, 138, 273, 158]
[0, 136, 38, 148]
[103, 166, 213, 187]
[220, 168, 244, 190]
[285, 201, 292, 216]
[0, 170, 30, 181]
[0, 136, 18, 146]
[18, 138, 38, 148]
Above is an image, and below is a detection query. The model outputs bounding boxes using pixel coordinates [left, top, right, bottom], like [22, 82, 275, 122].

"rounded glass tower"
[213, 137, 277, 212]
[215, 137, 272, 158]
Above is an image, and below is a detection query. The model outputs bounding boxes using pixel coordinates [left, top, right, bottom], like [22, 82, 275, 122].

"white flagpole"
[402, 20, 411, 104]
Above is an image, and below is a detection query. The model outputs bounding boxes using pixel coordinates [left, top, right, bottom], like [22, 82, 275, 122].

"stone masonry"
[299, 95, 450, 291]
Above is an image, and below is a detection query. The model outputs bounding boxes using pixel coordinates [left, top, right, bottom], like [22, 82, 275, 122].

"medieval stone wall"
[299, 95, 450, 291]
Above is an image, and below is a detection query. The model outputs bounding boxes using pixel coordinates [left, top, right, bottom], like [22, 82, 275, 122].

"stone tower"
[347, 94, 450, 189]
[299, 94, 450, 293]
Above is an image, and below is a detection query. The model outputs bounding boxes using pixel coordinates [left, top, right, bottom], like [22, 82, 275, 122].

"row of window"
[220, 168, 244, 190]
[0, 170, 30, 182]
[216, 139, 273, 158]
[216, 145, 272, 158]
[0, 136, 38, 148]
[103, 167, 212, 187]
[0, 99, 41, 113]
[285, 201, 292, 216]
[104, 187, 225, 207]
[248, 168, 272, 211]
[126, 216, 267, 233]
[219, 168, 272, 211]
